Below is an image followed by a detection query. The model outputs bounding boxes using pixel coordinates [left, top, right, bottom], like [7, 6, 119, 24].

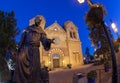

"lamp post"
[78, 0, 118, 83]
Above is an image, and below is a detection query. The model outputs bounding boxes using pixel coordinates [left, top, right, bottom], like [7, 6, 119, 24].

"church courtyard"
[49, 52, 120, 83]
[49, 64, 112, 83]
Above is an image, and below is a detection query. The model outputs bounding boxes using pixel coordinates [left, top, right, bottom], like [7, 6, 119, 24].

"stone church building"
[29, 15, 83, 69]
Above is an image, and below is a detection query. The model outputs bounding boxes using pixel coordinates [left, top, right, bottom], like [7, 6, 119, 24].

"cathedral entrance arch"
[48, 48, 64, 68]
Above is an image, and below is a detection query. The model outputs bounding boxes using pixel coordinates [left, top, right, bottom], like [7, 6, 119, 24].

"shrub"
[87, 70, 97, 79]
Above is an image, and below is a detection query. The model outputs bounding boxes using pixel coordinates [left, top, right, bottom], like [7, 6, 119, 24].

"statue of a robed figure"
[13, 15, 54, 83]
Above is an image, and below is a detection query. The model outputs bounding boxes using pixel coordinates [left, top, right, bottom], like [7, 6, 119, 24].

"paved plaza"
[49, 52, 120, 83]
[49, 64, 112, 83]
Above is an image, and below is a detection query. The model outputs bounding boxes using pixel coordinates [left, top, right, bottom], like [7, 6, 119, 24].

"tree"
[85, 47, 91, 56]
[85, 2, 117, 83]
[0, 10, 19, 56]
[0, 10, 19, 81]
[85, 47, 94, 60]
[85, 5, 112, 56]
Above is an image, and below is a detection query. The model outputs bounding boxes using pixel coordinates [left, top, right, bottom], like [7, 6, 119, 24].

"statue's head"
[34, 15, 42, 27]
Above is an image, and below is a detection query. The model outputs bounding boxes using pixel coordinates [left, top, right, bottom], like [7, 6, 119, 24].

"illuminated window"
[54, 27, 58, 31]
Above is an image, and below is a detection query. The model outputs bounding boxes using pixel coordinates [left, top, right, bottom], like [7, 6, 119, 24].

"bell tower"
[64, 21, 80, 41]
[64, 21, 83, 65]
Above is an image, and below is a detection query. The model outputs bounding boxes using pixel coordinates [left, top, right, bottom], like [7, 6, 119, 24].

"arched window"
[73, 32, 77, 39]
[70, 31, 73, 38]
[53, 54, 59, 59]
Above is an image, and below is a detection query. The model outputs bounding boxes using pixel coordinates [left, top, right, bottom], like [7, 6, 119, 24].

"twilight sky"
[0, 0, 120, 55]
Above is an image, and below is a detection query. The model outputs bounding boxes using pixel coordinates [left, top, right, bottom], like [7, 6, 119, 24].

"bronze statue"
[13, 15, 54, 83]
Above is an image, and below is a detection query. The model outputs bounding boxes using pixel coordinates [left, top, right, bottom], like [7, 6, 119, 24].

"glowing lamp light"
[84, 57, 86, 60]
[114, 28, 118, 33]
[49, 61, 51, 64]
[78, 0, 85, 4]
[94, 48, 96, 51]
[94, 54, 97, 58]
[111, 22, 118, 33]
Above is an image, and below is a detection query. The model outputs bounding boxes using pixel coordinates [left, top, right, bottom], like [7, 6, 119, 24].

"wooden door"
[53, 59, 59, 68]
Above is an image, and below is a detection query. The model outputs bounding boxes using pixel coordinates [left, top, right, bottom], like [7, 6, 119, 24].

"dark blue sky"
[0, 0, 120, 55]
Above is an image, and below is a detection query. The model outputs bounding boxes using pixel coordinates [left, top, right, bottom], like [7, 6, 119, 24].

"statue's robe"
[13, 25, 51, 83]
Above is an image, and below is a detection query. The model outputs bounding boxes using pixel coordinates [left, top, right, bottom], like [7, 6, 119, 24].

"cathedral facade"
[29, 15, 83, 69]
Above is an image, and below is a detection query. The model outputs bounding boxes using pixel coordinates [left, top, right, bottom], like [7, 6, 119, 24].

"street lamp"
[110, 20, 119, 38]
[77, 0, 85, 4]
[78, 0, 99, 7]
[78, 0, 118, 83]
